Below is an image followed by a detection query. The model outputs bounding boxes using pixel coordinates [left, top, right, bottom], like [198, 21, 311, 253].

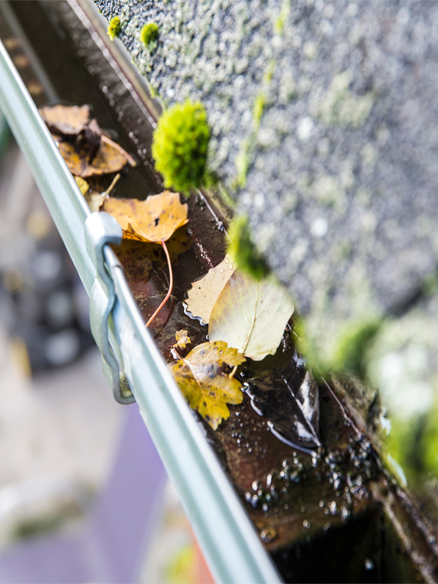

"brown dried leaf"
[102, 191, 188, 243]
[39, 104, 90, 135]
[171, 341, 245, 429]
[185, 255, 236, 325]
[58, 139, 128, 178]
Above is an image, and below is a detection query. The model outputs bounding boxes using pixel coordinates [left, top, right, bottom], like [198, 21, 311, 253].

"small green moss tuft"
[274, 0, 290, 36]
[140, 22, 159, 47]
[253, 93, 266, 128]
[235, 137, 251, 188]
[227, 215, 269, 281]
[107, 16, 121, 41]
[152, 99, 210, 194]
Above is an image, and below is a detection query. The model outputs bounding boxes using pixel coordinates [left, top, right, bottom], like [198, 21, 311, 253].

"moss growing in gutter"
[332, 318, 382, 379]
[296, 316, 382, 381]
[152, 99, 210, 194]
[107, 16, 121, 41]
[227, 215, 269, 280]
[140, 22, 159, 47]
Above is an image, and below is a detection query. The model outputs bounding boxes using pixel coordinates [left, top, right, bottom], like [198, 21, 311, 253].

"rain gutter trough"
[0, 41, 282, 584]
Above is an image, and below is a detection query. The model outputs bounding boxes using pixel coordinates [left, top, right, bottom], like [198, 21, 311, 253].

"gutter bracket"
[85, 212, 135, 405]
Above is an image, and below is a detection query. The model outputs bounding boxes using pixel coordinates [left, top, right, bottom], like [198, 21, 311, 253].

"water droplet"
[260, 527, 276, 543]
[303, 520, 310, 529]
[252, 481, 259, 491]
[262, 503, 268, 512]
[329, 501, 337, 515]
[364, 559, 374, 571]
[319, 500, 324, 508]
[341, 506, 350, 521]
[300, 506, 306, 513]
[323, 522, 331, 531]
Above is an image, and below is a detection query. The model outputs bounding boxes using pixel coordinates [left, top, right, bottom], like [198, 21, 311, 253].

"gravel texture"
[94, 0, 438, 387]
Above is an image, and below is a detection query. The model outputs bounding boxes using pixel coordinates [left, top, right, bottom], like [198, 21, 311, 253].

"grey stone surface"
[94, 0, 438, 384]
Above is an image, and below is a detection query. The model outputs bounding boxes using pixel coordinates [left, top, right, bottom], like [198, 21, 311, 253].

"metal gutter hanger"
[0, 40, 283, 584]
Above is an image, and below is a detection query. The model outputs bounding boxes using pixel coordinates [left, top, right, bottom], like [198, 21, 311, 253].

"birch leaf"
[171, 341, 245, 429]
[102, 191, 188, 243]
[209, 271, 294, 361]
[185, 255, 236, 325]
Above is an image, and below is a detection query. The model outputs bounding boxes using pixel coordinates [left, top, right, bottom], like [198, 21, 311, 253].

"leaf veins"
[171, 341, 246, 430]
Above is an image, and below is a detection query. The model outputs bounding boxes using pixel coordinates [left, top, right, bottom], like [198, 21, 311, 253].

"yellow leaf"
[185, 255, 236, 325]
[171, 341, 245, 429]
[58, 139, 128, 178]
[102, 191, 188, 243]
[173, 330, 192, 350]
[39, 104, 90, 135]
[75, 176, 89, 196]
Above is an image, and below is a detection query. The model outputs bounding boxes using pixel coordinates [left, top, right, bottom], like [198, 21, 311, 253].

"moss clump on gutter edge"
[152, 99, 210, 195]
[296, 316, 382, 381]
[107, 16, 121, 41]
[227, 215, 269, 280]
[140, 22, 159, 47]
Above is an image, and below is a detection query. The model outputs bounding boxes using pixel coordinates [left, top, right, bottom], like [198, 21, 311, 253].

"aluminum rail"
[0, 41, 282, 584]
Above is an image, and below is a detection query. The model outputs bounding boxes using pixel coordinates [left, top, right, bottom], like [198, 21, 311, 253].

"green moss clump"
[296, 316, 382, 380]
[332, 318, 382, 379]
[140, 22, 159, 46]
[107, 16, 121, 41]
[227, 215, 269, 281]
[152, 100, 210, 194]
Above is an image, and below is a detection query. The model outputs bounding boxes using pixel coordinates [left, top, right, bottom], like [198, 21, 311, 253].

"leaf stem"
[101, 134, 137, 167]
[104, 173, 121, 195]
[228, 365, 238, 379]
[145, 240, 173, 329]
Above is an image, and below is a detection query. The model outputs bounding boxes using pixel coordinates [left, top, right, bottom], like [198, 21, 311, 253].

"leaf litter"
[171, 341, 246, 429]
[40, 104, 135, 176]
[104, 191, 189, 327]
[102, 191, 188, 242]
[75, 174, 121, 212]
[43, 103, 307, 445]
